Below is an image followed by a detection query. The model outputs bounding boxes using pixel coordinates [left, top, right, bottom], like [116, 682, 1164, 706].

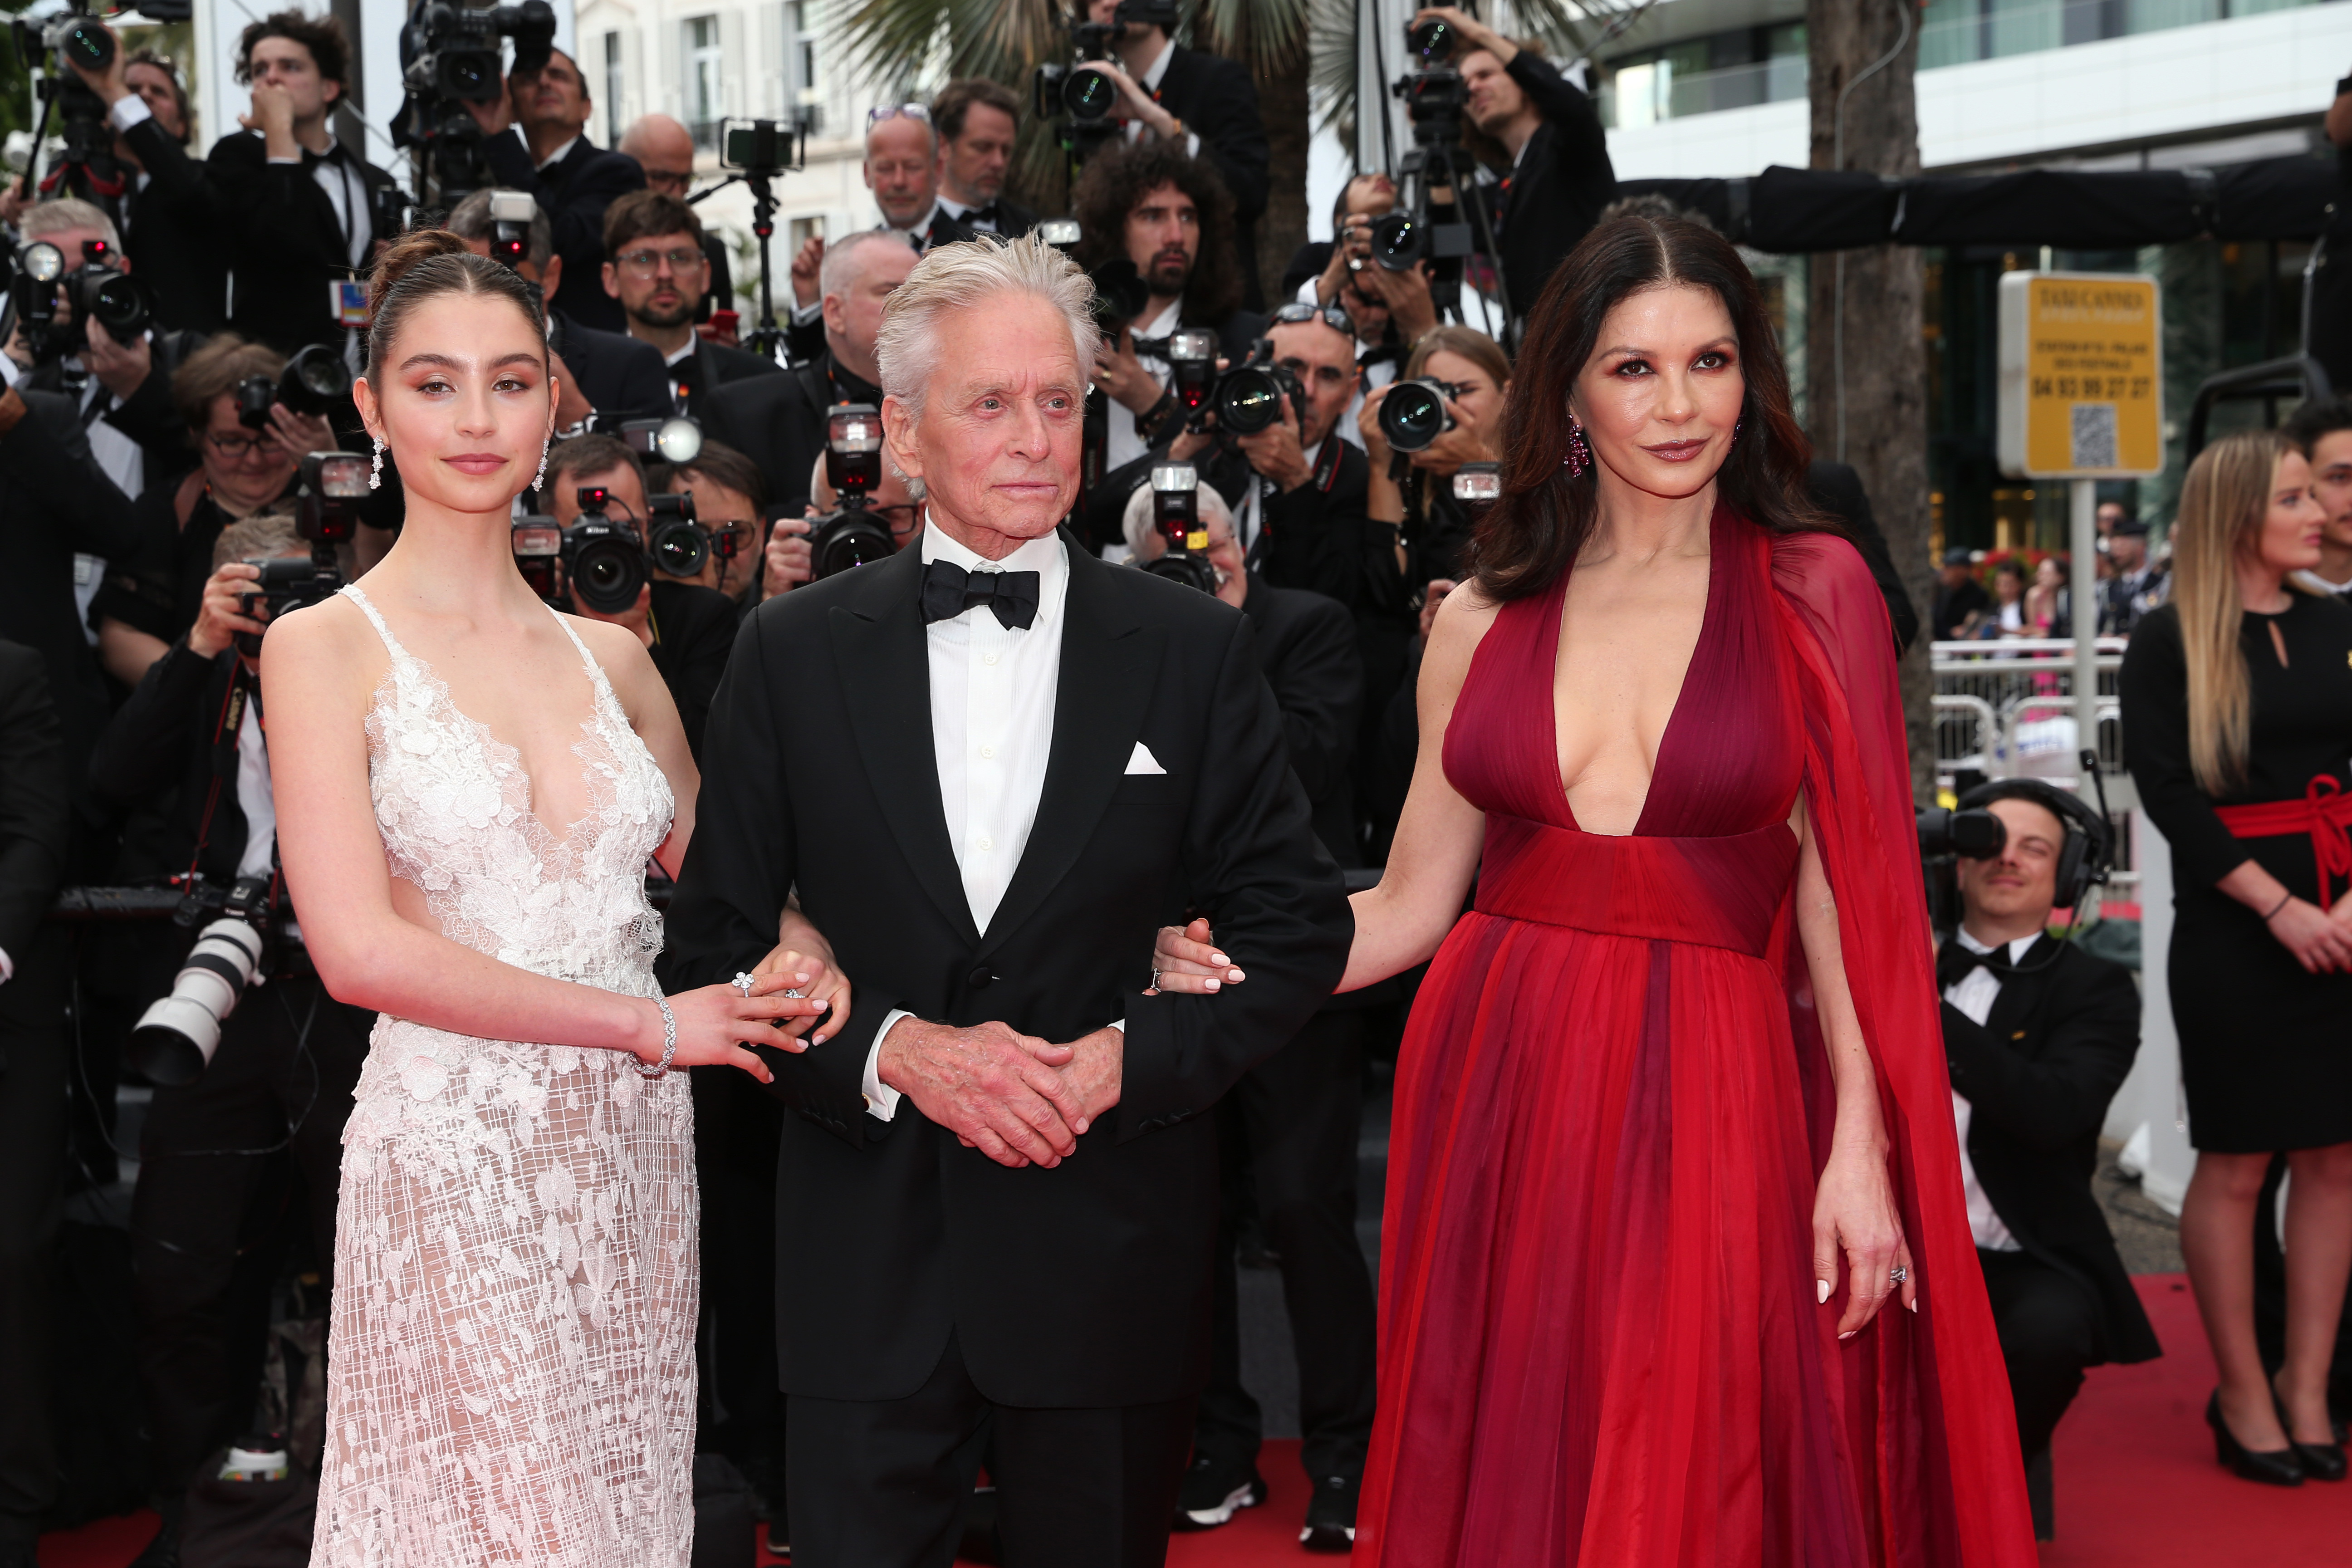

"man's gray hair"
[874, 234, 1101, 429]
[1121, 474, 1232, 560]
[445, 189, 554, 271]
[23, 197, 121, 250]
[819, 228, 917, 304]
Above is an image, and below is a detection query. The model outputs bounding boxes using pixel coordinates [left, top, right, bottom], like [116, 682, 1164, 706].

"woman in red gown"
[1163, 215, 2037, 1563]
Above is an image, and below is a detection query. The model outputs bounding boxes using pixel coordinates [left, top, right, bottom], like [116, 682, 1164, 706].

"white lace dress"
[310, 583, 696, 1567]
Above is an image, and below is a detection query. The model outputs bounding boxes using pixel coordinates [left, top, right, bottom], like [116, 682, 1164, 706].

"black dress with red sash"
[2120, 593, 2352, 1152]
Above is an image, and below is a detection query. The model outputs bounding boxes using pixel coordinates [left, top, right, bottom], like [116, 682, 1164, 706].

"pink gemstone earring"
[1563, 417, 1591, 478]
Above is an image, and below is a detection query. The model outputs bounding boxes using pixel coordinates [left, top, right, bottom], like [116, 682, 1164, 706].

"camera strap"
[181, 659, 249, 890]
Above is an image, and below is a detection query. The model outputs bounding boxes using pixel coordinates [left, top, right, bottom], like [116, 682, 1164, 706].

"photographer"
[617, 114, 735, 308]
[599, 191, 778, 418]
[56, 34, 225, 335]
[90, 335, 338, 689]
[1083, 0, 1270, 305]
[1357, 324, 1509, 589]
[1287, 173, 1392, 309]
[0, 645, 69, 1568]
[779, 106, 951, 363]
[543, 435, 737, 757]
[445, 188, 671, 427]
[1937, 782, 2159, 1532]
[1417, 5, 1614, 323]
[86, 514, 375, 1568]
[760, 446, 929, 600]
[205, 10, 402, 355]
[661, 441, 767, 606]
[471, 44, 646, 334]
[931, 78, 1038, 238]
[704, 228, 914, 520]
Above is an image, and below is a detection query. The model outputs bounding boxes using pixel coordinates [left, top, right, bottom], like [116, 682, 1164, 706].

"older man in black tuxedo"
[666, 234, 1352, 1568]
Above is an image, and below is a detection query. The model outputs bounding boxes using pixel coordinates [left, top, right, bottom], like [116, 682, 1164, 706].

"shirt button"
[978, 745, 996, 760]
[976, 835, 994, 852]
[982, 651, 1000, 666]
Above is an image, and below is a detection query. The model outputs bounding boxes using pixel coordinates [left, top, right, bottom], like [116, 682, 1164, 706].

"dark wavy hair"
[1070, 141, 1243, 327]
[234, 9, 349, 88]
[1472, 213, 1835, 602]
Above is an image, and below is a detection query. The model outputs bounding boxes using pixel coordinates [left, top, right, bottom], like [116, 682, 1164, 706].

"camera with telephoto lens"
[127, 874, 278, 1087]
[1143, 465, 1216, 595]
[10, 237, 156, 364]
[278, 343, 354, 416]
[8, 1, 131, 208]
[1214, 339, 1308, 437]
[561, 487, 650, 613]
[236, 374, 277, 430]
[807, 404, 902, 579]
[1374, 20, 1477, 278]
[1380, 377, 1468, 453]
[405, 0, 554, 103]
[232, 451, 368, 657]
[1032, 19, 1122, 127]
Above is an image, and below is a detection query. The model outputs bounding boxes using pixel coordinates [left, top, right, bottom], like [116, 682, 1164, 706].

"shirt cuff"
[1295, 275, 1323, 307]
[866, 1009, 911, 1121]
[1107, 1018, 1125, 1032]
[267, 154, 301, 165]
[791, 301, 823, 325]
[0, 945, 12, 985]
[1183, 131, 1200, 158]
[108, 96, 153, 134]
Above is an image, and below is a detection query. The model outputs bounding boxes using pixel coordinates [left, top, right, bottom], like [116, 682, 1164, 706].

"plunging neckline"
[1548, 511, 1724, 839]
[343, 583, 614, 855]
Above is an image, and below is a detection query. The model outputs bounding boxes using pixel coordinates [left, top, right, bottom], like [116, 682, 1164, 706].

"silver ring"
[732, 971, 755, 998]
[1889, 1265, 1909, 1285]
[1150, 966, 1161, 991]
[783, 989, 805, 1000]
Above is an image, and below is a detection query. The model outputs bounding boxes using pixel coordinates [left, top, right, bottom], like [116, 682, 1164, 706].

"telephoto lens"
[129, 918, 265, 1087]
[235, 374, 277, 431]
[1143, 464, 1217, 596]
[1405, 15, 1456, 61]
[1063, 63, 1121, 122]
[277, 344, 353, 416]
[647, 492, 708, 578]
[1379, 377, 1463, 453]
[1370, 213, 1424, 272]
[1168, 328, 1219, 417]
[564, 488, 648, 613]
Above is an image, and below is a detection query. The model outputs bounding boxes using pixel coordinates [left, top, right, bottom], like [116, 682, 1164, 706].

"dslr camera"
[1143, 465, 1216, 595]
[1379, 377, 1468, 454]
[1038, 218, 1152, 335]
[1213, 340, 1308, 437]
[807, 405, 902, 579]
[128, 873, 279, 1088]
[233, 451, 370, 657]
[515, 487, 647, 613]
[9, 1, 132, 205]
[235, 343, 354, 429]
[9, 236, 155, 365]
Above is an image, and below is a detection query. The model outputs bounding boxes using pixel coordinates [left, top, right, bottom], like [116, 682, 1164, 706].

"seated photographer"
[544, 435, 737, 758]
[1357, 324, 1510, 589]
[445, 188, 672, 428]
[599, 190, 779, 419]
[1071, 141, 1265, 545]
[8, 198, 209, 501]
[760, 447, 929, 600]
[58, 33, 225, 335]
[660, 440, 768, 606]
[91, 334, 338, 690]
[1938, 782, 2161, 1533]
[1083, 0, 1270, 304]
[205, 10, 401, 354]
[1418, 5, 1614, 327]
[931, 78, 1038, 238]
[616, 114, 735, 311]
[704, 229, 914, 520]
[86, 512, 375, 1568]
[471, 43, 646, 334]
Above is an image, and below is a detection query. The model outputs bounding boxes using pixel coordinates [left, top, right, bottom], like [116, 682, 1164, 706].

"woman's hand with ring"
[752, 944, 852, 1044]
[1147, 917, 1243, 995]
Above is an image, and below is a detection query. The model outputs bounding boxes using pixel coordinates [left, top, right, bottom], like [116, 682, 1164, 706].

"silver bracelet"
[637, 991, 678, 1078]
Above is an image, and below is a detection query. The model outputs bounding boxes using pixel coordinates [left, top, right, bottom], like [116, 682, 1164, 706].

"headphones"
[1954, 777, 2115, 912]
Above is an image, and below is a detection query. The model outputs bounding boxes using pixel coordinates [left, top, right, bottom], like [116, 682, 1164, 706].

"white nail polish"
[1907, 1298, 1917, 1312]
[1817, 1280, 1831, 1305]
[1205, 979, 1220, 991]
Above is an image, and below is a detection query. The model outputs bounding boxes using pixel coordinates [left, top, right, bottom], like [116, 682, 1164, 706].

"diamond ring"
[732, 971, 756, 999]
[1889, 1265, 1909, 1285]
[784, 989, 805, 1000]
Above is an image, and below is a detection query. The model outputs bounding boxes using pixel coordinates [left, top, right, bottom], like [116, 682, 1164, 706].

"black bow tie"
[922, 559, 1040, 630]
[962, 204, 1000, 228]
[1937, 941, 2025, 990]
[1130, 335, 1174, 362]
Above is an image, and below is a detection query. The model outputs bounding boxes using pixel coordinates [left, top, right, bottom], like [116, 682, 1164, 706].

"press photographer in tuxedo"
[665, 234, 1351, 1567]
[58, 33, 225, 334]
[471, 43, 646, 333]
[1937, 781, 2161, 1534]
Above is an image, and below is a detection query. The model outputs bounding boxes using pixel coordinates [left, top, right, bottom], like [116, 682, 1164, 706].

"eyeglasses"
[205, 432, 278, 460]
[867, 103, 932, 128]
[1272, 301, 1356, 338]
[641, 168, 693, 193]
[616, 247, 707, 277]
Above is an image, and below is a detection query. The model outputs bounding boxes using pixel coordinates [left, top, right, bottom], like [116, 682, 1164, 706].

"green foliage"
[0, 1, 38, 154]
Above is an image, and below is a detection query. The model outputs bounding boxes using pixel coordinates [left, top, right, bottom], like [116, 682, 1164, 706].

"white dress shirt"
[1124, 39, 1201, 158]
[1945, 927, 2034, 1253]
[1106, 296, 1182, 472]
[235, 697, 279, 882]
[936, 193, 1000, 233]
[862, 528, 1122, 1120]
[3, 348, 143, 644]
[264, 130, 372, 271]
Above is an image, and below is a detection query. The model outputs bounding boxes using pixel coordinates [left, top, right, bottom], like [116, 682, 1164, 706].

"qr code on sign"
[2071, 403, 2118, 470]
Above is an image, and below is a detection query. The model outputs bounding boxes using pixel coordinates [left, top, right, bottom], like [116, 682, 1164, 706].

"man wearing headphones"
[1939, 780, 2160, 1539]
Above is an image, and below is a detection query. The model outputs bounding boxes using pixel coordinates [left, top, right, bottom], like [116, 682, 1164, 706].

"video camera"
[1379, 377, 1467, 453]
[9, 236, 155, 365]
[127, 873, 278, 1087]
[1377, 19, 1507, 337]
[808, 404, 902, 579]
[1034, 1, 1161, 164]
[393, 0, 557, 202]
[7, 0, 135, 207]
[1143, 464, 1216, 595]
[232, 451, 369, 657]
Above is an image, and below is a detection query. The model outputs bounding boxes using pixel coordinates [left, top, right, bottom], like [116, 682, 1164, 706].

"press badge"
[331, 279, 369, 328]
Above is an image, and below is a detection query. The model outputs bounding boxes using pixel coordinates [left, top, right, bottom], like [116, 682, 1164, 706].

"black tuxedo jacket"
[1155, 46, 1269, 304]
[206, 132, 403, 353]
[27, 327, 206, 499]
[0, 641, 69, 987]
[1281, 240, 1333, 303]
[1239, 576, 1360, 867]
[667, 334, 782, 420]
[665, 542, 1352, 1406]
[701, 354, 880, 520]
[1492, 52, 1615, 322]
[548, 312, 672, 424]
[86, 641, 257, 884]
[1940, 935, 2162, 1366]
[121, 119, 226, 335]
[485, 130, 646, 334]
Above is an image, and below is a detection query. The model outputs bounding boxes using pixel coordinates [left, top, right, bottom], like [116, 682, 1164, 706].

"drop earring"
[368, 436, 385, 490]
[1732, 416, 1745, 445]
[1563, 417, 1591, 478]
[533, 441, 549, 491]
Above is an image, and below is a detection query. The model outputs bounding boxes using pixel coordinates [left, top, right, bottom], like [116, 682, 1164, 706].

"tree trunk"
[1256, 63, 1311, 313]
[1807, 0, 1933, 802]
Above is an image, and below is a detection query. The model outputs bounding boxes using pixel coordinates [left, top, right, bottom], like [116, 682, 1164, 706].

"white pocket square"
[1124, 742, 1168, 776]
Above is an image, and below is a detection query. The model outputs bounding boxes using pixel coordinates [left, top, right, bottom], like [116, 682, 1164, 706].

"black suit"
[549, 310, 674, 424]
[780, 212, 985, 363]
[937, 196, 1040, 241]
[1074, 307, 1269, 553]
[206, 132, 403, 353]
[485, 130, 646, 333]
[26, 327, 208, 500]
[665, 541, 1351, 1562]
[664, 333, 783, 420]
[0, 643, 70, 1547]
[644, 579, 741, 760]
[1152, 47, 1270, 308]
[1939, 934, 2161, 1465]
[1280, 240, 1333, 304]
[701, 354, 880, 522]
[1490, 52, 1615, 324]
[120, 119, 226, 335]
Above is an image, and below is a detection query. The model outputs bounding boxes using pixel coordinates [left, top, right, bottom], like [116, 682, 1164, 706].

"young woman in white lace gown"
[260, 230, 828, 1566]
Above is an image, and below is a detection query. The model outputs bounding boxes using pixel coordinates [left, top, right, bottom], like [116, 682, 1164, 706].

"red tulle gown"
[1355, 509, 2037, 1567]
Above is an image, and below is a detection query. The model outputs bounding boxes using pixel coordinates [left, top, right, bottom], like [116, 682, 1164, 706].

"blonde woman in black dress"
[2121, 429, 2352, 1486]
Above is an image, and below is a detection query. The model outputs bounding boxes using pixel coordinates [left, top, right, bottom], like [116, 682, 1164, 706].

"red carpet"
[39, 1279, 2352, 1564]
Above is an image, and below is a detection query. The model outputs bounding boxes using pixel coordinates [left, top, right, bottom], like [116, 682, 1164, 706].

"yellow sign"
[1996, 271, 2164, 479]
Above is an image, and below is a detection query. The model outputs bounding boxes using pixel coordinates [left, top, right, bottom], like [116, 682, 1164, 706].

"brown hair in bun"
[363, 227, 547, 374]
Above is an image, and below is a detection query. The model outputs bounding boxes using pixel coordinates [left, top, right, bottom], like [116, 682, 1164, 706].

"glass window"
[686, 16, 724, 147]
[603, 31, 623, 146]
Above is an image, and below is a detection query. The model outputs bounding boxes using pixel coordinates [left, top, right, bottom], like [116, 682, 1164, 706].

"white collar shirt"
[1105, 296, 1183, 472]
[936, 192, 1000, 232]
[1122, 39, 1201, 157]
[882, 199, 942, 249]
[1334, 338, 1396, 451]
[534, 132, 582, 172]
[1944, 927, 2037, 1253]
[235, 692, 279, 882]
